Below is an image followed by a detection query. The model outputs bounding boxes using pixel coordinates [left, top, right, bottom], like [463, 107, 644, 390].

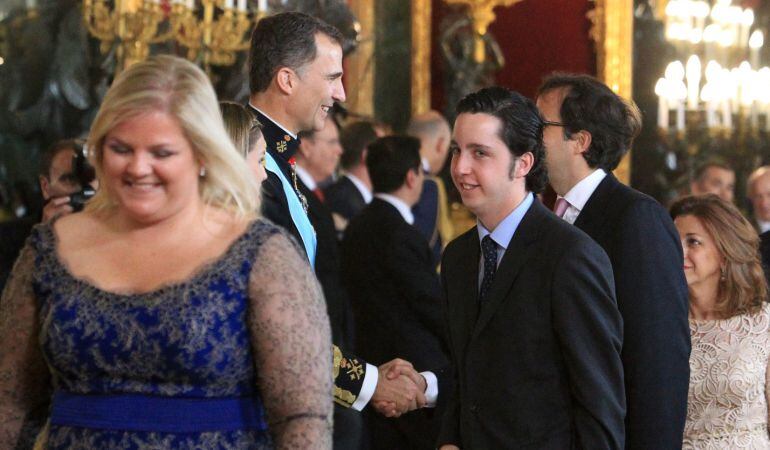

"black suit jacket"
[573, 174, 690, 450]
[341, 198, 449, 370]
[297, 179, 355, 350]
[324, 175, 367, 223]
[438, 199, 625, 449]
[341, 198, 451, 448]
[412, 178, 442, 269]
[760, 231, 770, 282]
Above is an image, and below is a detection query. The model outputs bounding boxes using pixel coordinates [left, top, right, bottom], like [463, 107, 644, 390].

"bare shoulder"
[53, 212, 109, 246]
[201, 207, 253, 242]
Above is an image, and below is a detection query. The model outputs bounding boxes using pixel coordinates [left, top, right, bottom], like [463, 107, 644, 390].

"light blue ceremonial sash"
[265, 152, 316, 268]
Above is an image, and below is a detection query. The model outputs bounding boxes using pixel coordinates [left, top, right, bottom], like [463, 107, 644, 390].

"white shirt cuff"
[351, 362, 378, 411]
[421, 370, 438, 408]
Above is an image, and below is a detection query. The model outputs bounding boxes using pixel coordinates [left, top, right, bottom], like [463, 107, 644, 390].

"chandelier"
[654, 0, 766, 132]
[82, 0, 266, 71]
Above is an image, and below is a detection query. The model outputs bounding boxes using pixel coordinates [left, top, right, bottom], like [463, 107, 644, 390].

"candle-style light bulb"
[686, 55, 702, 109]
[655, 78, 670, 129]
[666, 61, 686, 81]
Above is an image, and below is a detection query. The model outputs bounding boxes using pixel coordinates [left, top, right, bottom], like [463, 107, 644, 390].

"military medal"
[288, 156, 308, 214]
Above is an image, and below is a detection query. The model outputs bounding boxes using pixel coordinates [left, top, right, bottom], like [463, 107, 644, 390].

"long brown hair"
[671, 194, 768, 317]
[219, 101, 262, 158]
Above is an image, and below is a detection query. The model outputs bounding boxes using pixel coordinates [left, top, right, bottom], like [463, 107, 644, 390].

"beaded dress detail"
[0, 219, 333, 449]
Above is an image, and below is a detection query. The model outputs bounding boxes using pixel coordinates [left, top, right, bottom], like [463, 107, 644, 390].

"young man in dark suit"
[341, 136, 450, 449]
[324, 121, 378, 237]
[537, 74, 690, 450]
[246, 11, 426, 426]
[408, 111, 454, 268]
[438, 87, 625, 449]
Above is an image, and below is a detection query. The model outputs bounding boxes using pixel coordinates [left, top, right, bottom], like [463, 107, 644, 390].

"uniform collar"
[248, 104, 300, 165]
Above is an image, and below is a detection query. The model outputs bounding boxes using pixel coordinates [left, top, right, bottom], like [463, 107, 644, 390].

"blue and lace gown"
[0, 219, 333, 449]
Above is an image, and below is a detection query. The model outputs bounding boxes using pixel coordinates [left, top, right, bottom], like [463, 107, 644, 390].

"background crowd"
[2, 10, 770, 450]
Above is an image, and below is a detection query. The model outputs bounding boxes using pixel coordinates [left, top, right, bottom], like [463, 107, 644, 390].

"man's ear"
[39, 175, 51, 200]
[572, 130, 593, 155]
[405, 168, 419, 189]
[514, 152, 534, 179]
[275, 67, 297, 95]
[360, 148, 368, 166]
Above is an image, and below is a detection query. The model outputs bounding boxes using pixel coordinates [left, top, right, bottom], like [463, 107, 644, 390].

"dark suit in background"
[412, 178, 442, 269]
[438, 200, 625, 449]
[298, 178, 362, 450]
[0, 217, 36, 292]
[573, 174, 690, 450]
[325, 176, 367, 220]
[341, 198, 451, 449]
[760, 231, 770, 283]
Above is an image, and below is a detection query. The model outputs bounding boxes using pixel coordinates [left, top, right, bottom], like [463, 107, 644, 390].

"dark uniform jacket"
[249, 106, 370, 408]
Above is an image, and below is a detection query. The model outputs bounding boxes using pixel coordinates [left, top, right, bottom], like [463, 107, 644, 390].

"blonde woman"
[220, 101, 268, 184]
[671, 194, 770, 449]
[0, 55, 332, 449]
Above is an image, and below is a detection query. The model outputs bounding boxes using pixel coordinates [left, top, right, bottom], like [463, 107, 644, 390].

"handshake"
[371, 358, 428, 418]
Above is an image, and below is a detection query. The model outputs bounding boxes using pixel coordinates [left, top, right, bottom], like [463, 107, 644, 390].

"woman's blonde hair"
[85, 55, 259, 217]
[219, 101, 263, 158]
[671, 194, 768, 317]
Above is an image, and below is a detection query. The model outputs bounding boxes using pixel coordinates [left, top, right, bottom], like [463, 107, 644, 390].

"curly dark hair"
[537, 73, 641, 171]
[455, 87, 547, 193]
[248, 12, 343, 94]
[670, 194, 768, 318]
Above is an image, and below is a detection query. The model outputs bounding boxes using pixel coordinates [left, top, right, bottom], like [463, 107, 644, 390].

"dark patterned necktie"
[479, 235, 498, 304]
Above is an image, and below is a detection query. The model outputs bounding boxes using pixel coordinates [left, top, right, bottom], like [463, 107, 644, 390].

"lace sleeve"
[247, 232, 333, 449]
[766, 326, 770, 438]
[0, 241, 51, 448]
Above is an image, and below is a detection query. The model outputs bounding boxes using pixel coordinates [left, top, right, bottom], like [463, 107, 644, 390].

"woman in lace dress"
[0, 55, 333, 449]
[671, 194, 770, 449]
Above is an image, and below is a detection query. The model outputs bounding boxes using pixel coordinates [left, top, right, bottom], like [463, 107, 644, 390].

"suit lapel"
[448, 229, 481, 350]
[573, 173, 617, 235]
[471, 201, 545, 340]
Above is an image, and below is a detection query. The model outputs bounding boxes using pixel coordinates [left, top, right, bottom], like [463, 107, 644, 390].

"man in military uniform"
[247, 11, 432, 429]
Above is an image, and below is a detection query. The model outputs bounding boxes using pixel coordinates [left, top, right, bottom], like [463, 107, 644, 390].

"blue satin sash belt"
[50, 391, 268, 433]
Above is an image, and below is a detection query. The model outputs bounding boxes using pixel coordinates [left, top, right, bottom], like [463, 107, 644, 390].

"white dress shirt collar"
[295, 165, 316, 191]
[560, 169, 607, 224]
[758, 220, 770, 233]
[345, 173, 373, 204]
[421, 157, 431, 174]
[374, 193, 414, 225]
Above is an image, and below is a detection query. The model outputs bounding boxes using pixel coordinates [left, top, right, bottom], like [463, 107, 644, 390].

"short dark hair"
[39, 139, 80, 178]
[456, 87, 547, 193]
[248, 12, 344, 94]
[340, 121, 378, 170]
[694, 159, 734, 181]
[537, 73, 642, 171]
[366, 135, 421, 194]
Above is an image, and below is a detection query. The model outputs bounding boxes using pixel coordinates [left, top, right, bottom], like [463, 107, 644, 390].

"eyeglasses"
[543, 120, 565, 127]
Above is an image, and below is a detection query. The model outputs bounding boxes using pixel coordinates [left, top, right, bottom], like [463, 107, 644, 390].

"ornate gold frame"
[348, 0, 634, 182]
[590, 0, 634, 183]
[412, 0, 432, 115]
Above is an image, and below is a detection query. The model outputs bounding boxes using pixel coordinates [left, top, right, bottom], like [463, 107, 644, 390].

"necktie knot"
[554, 197, 570, 218]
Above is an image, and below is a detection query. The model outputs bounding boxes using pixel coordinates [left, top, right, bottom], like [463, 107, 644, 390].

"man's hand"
[42, 196, 74, 222]
[371, 358, 426, 417]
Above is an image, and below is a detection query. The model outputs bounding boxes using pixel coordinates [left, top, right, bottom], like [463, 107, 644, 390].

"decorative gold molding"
[346, 0, 375, 117]
[411, 0, 432, 115]
[590, 0, 633, 183]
